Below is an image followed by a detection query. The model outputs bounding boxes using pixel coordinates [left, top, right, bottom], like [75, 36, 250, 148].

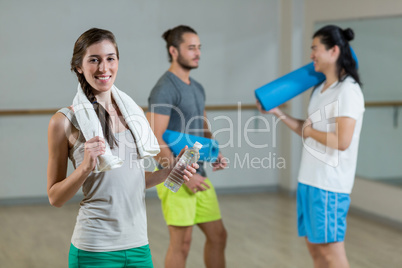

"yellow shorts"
[156, 177, 222, 226]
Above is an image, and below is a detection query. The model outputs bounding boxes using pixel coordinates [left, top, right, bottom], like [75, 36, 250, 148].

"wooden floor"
[1, 192, 402, 268]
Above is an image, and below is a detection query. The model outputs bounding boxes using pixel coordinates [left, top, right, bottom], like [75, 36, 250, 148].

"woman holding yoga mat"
[258, 25, 364, 267]
[47, 28, 198, 268]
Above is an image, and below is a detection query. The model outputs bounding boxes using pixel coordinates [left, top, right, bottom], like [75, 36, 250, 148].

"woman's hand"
[175, 146, 209, 193]
[175, 146, 199, 183]
[256, 100, 280, 115]
[145, 146, 199, 189]
[182, 163, 199, 183]
[302, 118, 313, 138]
[81, 136, 106, 172]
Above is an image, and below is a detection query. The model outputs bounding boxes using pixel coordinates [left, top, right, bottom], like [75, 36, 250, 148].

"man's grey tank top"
[58, 108, 148, 252]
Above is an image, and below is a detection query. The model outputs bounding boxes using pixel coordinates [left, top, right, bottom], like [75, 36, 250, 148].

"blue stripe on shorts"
[297, 182, 350, 244]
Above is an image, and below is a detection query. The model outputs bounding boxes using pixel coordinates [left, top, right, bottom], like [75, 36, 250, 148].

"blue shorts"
[297, 182, 350, 244]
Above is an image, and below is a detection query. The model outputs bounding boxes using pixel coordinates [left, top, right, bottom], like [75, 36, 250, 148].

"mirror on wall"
[315, 16, 402, 187]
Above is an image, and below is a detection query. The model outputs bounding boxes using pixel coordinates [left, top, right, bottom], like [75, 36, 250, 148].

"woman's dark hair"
[162, 25, 197, 62]
[313, 25, 361, 86]
[70, 28, 119, 148]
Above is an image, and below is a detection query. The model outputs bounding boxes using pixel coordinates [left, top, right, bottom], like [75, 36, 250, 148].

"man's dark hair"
[162, 25, 197, 62]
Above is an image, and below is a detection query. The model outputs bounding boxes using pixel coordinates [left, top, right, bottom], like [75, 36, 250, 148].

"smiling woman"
[46, 28, 198, 268]
[70, 29, 120, 147]
[257, 24, 365, 268]
[77, 42, 119, 93]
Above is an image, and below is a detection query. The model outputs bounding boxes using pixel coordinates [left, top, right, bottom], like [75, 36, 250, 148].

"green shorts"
[156, 177, 222, 226]
[68, 243, 153, 268]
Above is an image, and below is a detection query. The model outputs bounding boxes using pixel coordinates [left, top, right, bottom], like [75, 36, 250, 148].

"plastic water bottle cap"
[193, 142, 203, 150]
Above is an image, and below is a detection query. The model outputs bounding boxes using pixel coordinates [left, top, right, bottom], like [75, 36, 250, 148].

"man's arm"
[203, 110, 213, 139]
[203, 111, 227, 171]
[146, 112, 175, 168]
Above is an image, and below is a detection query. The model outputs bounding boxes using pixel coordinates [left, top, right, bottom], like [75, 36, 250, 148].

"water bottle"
[164, 142, 203, 192]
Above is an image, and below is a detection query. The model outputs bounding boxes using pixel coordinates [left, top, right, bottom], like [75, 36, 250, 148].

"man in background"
[147, 25, 227, 268]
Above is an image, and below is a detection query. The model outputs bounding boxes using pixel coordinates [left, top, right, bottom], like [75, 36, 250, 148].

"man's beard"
[177, 54, 199, 70]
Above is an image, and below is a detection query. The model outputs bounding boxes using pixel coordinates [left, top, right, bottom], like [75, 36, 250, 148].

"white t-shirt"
[297, 76, 365, 194]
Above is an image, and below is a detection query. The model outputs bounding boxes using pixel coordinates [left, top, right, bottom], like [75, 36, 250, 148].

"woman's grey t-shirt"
[148, 71, 207, 176]
[58, 108, 148, 252]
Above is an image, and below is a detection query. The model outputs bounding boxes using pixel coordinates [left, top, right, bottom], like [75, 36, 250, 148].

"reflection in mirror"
[315, 16, 402, 187]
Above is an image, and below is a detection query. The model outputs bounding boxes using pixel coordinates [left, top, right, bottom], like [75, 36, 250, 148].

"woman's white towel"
[72, 84, 160, 173]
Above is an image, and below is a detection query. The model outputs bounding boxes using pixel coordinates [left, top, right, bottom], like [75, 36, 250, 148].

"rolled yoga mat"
[255, 47, 358, 111]
[162, 129, 219, 162]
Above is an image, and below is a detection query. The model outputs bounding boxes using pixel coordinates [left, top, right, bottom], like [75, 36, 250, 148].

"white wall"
[0, 0, 280, 109]
[352, 177, 402, 224]
[276, 0, 305, 193]
[0, 0, 281, 200]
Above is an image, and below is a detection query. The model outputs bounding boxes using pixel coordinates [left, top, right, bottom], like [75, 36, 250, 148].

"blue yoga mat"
[162, 130, 219, 162]
[255, 47, 358, 111]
